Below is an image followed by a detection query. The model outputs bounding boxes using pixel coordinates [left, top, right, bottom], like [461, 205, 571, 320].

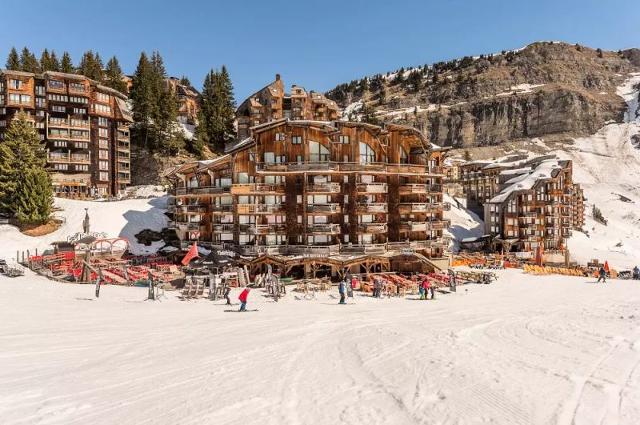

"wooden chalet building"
[480, 158, 585, 253]
[0, 70, 132, 197]
[236, 74, 339, 140]
[166, 78, 450, 278]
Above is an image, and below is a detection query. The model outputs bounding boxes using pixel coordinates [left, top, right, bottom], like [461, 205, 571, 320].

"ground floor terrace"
[1, 269, 638, 425]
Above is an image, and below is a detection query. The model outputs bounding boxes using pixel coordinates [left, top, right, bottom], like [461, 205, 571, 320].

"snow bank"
[444, 194, 484, 251]
[1, 269, 639, 424]
[0, 197, 168, 260]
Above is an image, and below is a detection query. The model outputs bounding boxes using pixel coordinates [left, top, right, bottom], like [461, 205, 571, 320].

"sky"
[1, 0, 639, 101]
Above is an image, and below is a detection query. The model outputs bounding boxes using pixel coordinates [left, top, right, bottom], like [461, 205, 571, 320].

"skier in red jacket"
[238, 287, 250, 312]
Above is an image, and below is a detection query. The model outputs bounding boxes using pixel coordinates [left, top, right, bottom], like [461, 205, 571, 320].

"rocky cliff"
[326, 42, 640, 147]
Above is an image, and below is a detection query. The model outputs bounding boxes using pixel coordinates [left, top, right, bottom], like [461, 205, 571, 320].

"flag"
[604, 261, 610, 273]
[181, 242, 199, 266]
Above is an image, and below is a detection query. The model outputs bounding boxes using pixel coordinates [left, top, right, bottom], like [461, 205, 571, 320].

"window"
[35, 98, 45, 108]
[339, 135, 349, 144]
[98, 117, 109, 127]
[9, 94, 31, 104]
[76, 164, 89, 172]
[73, 108, 86, 115]
[96, 92, 110, 103]
[275, 132, 286, 141]
[308, 140, 330, 162]
[99, 139, 109, 149]
[99, 128, 108, 138]
[69, 82, 85, 92]
[48, 80, 64, 90]
[53, 140, 67, 148]
[10, 79, 24, 89]
[400, 146, 408, 164]
[53, 163, 68, 171]
[99, 172, 109, 181]
[48, 94, 68, 102]
[99, 160, 109, 171]
[69, 96, 88, 104]
[99, 150, 109, 159]
[35, 86, 45, 96]
[94, 104, 111, 114]
[291, 136, 302, 144]
[359, 142, 375, 164]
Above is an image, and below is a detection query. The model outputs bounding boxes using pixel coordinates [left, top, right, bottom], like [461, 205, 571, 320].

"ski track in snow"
[1, 269, 640, 425]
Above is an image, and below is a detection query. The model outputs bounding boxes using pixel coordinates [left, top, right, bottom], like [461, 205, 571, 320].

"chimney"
[275, 73, 281, 81]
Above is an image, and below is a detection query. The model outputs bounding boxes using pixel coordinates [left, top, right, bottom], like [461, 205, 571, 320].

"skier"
[633, 266, 639, 280]
[429, 282, 436, 300]
[338, 279, 346, 304]
[596, 266, 607, 283]
[374, 278, 383, 298]
[418, 281, 426, 300]
[238, 287, 251, 311]
[224, 285, 232, 305]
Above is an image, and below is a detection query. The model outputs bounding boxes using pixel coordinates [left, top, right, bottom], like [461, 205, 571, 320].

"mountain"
[326, 42, 640, 148]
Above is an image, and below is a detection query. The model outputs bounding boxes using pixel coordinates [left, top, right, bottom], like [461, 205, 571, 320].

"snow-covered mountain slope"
[558, 73, 640, 269]
[0, 196, 168, 261]
[444, 194, 484, 251]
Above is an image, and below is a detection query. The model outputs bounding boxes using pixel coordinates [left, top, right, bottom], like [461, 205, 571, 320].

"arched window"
[359, 142, 376, 164]
[400, 146, 408, 164]
[309, 140, 330, 162]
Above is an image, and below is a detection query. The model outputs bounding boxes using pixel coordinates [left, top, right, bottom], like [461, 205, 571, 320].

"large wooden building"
[166, 78, 450, 277]
[0, 70, 132, 196]
[236, 75, 339, 140]
[457, 156, 585, 252]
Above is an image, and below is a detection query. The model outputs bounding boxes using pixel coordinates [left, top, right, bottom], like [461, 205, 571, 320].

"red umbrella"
[181, 242, 199, 266]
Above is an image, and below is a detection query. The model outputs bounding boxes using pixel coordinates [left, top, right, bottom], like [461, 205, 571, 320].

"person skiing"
[374, 278, 383, 298]
[238, 287, 251, 311]
[633, 266, 639, 280]
[338, 279, 346, 304]
[597, 266, 607, 283]
[224, 285, 232, 305]
[418, 281, 426, 300]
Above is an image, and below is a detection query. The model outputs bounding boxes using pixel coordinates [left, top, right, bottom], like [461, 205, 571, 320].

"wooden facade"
[0, 70, 132, 196]
[236, 75, 339, 140]
[166, 118, 450, 276]
[481, 159, 585, 252]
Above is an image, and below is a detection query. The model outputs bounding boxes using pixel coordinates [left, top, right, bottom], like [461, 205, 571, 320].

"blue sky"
[2, 0, 639, 100]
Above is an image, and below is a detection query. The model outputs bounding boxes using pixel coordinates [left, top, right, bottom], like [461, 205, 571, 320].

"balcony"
[48, 153, 91, 164]
[230, 183, 285, 195]
[257, 162, 338, 173]
[356, 203, 387, 213]
[306, 204, 341, 214]
[169, 220, 203, 231]
[173, 205, 209, 214]
[212, 224, 235, 233]
[241, 224, 287, 235]
[234, 244, 340, 257]
[399, 220, 451, 232]
[70, 132, 90, 141]
[340, 244, 387, 255]
[307, 223, 341, 234]
[174, 186, 231, 196]
[398, 202, 449, 214]
[307, 182, 341, 193]
[356, 182, 387, 193]
[237, 203, 285, 214]
[399, 184, 442, 195]
[357, 223, 387, 234]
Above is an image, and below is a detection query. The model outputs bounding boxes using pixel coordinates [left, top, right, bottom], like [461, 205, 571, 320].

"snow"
[0, 197, 168, 261]
[495, 83, 545, 97]
[123, 185, 167, 199]
[444, 194, 484, 251]
[558, 73, 640, 269]
[1, 268, 639, 425]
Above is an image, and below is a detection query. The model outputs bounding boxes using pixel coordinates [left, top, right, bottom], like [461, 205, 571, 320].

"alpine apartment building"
[0, 70, 133, 197]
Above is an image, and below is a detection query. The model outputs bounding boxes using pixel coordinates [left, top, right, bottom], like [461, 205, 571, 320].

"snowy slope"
[444, 194, 484, 251]
[0, 197, 168, 260]
[1, 269, 639, 425]
[558, 73, 640, 269]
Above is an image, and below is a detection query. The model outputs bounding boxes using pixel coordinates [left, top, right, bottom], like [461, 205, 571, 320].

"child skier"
[338, 280, 346, 304]
[238, 287, 251, 311]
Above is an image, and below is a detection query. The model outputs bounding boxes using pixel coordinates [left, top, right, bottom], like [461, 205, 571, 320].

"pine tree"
[130, 52, 155, 149]
[104, 56, 128, 93]
[0, 113, 50, 222]
[19, 47, 40, 73]
[196, 66, 236, 152]
[49, 50, 60, 71]
[5, 47, 20, 70]
[13, 168, 53, 225]
[78, 50, 103, 81]
[39, 49, 56, 72]
[61, 51, 74, 73]
[179, 75, 192, 86]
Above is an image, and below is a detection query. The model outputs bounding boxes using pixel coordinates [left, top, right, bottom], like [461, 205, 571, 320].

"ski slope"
[0, 269, 639, 425]
[559, 73, 640, 269]
[0, 196, 168, 261]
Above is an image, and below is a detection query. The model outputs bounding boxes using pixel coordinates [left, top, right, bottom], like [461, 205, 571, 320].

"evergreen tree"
[13, 168, 53, 224]
[61, 51, 74, 73]
[49, 50, 60, 71]
[104, 56, 128, 93]
[196, 66, 236, 152]
[78, 50, 103, 81]
[130, 52, 155, 150]
[0, 113, 51, 223]
[19, 47, 40, 73]
[39, 49, 57, 72]
[179, 75, 192, 86]
[360, 102, 380, 125]
[5, 47, 20, 70]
